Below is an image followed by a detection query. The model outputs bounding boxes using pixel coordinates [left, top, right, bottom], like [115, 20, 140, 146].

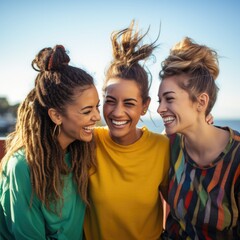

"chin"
[79, 134, 93, 142]
[165, 128, 176, 136]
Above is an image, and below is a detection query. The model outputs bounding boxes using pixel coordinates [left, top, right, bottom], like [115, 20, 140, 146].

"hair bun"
[32, 45, 70, 72]
[47, 45, 70, 71]
[168, 37, 219, 80]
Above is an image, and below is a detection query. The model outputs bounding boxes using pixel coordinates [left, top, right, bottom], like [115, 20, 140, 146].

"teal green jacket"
[0, 149, 85, 240]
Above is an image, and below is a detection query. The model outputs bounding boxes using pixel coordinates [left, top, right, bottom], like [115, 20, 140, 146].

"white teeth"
[84, 125, 95, 131]
[112, 120, 128, 125]
[163, 117, 175, 123]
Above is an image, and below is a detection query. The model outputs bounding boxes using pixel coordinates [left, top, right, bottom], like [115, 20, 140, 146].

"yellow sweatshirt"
[84, 126, 170, 240]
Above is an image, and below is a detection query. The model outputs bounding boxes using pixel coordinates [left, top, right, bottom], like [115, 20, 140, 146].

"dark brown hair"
[1, 45, 96, 211]
[103, 20, 158, 104]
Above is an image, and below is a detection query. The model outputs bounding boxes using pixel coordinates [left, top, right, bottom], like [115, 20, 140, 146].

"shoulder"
[149, 131, 169, 143]
[232, 128, 240, 142]
[143, 127, 169, 141]
[216, 126, 240, 142]
[4, 149, 29, 178]
[1, 149, 31, 195]
[220, 127, 240, 153]
[94, 126, 109, 138]
[229, 128, 240, 159]
[143, 127, 170, 148]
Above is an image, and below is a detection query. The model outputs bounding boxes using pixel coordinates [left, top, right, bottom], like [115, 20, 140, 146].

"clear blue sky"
[0, 0, 239, 119]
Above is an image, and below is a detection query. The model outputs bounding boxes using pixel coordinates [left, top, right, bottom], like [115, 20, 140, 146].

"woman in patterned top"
[157, 37, 240, 239]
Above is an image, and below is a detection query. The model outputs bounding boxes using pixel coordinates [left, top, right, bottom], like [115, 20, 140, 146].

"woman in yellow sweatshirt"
[84, 20, 170, 240]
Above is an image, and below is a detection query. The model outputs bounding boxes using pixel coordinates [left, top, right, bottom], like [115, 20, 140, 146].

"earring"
[143, 109, 147, 114]
[52, 124, 61, 137]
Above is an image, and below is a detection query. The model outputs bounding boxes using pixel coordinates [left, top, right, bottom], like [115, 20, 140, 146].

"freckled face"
[157, 75, 198, 135]
[59, 85, 101, 148]
[103, 78, 147, 145]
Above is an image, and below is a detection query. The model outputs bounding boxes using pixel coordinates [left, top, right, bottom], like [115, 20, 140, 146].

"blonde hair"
[160, 37, 219, 115]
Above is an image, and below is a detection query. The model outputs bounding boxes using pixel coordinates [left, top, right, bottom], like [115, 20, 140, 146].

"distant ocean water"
[137, 118, 240, 134]
[1, 119, 239, 139]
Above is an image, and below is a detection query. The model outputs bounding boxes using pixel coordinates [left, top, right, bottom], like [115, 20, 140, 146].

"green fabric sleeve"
[2, 153, 46, 240]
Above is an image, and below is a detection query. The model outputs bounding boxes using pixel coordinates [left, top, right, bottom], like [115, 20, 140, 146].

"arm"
[3, 155, 46, 239]
[159, 137, 171, 229]
[159, 162, 170, 230]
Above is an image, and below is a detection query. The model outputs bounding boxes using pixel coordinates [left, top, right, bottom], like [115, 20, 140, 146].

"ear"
[48, 108, 62, 125]
[197, 93, 209, 112]
[141, 97, 151, 115]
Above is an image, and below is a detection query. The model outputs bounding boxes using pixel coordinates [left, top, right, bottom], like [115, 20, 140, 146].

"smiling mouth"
[83, 125, 96, 132]
[112, 120, 129, 126]
[162, 116, 175, 125]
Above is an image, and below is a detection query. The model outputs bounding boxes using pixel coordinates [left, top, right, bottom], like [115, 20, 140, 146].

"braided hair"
[1, 45, 96, 211]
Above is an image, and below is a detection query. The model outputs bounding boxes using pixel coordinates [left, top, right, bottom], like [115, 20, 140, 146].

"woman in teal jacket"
[0, 45, 101, 239]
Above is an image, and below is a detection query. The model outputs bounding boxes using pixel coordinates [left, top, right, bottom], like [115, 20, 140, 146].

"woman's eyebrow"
[162, 91, 175, 96]
[124, 98, 138, 102]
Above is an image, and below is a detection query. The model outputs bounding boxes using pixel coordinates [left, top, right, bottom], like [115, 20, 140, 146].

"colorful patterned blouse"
[164, 127, 240, 240]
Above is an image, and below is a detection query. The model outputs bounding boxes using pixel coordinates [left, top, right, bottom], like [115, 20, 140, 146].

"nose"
[112, 103, 125, 117]
[157, 101, 166, 116]
[92, 108, 101, 122]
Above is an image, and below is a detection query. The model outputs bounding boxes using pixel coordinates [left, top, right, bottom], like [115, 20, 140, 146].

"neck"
[183, 124, 229, 166]
[110, 128, 143, 145]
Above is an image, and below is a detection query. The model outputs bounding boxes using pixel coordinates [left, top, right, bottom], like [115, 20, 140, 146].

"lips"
[162, 116, 175, 125]
[83, 125, 96, 132]
[112, 120, 129, 126]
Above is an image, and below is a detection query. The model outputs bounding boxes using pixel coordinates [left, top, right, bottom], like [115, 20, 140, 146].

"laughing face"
[57, 85, 101, 149]
[103, 78, 149, 145]
[157, 75, 198, 135]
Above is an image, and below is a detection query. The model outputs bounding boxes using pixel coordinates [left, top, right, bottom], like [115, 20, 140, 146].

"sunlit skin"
[157, 75, 229, 166]
[56, 85, 101, 150]
[103, 78, 150, 145]
[157, 75, 199, 136]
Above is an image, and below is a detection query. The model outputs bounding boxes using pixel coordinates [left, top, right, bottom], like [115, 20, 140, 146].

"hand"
[206, 113, 214, 125]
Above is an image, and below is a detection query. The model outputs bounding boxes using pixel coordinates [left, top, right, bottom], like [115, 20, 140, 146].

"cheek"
[62, 116, 84, 129]
[130, 109, 142, 120]
[103, 104, 111, 116]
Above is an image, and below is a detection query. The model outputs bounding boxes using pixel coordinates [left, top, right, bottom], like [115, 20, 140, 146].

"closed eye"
[82, 109, 92, 115]
[82, 105, 100, 115]
[105, 99, 115, 105]
[125, 102, 135, 106]
[166, 97, 174, 102]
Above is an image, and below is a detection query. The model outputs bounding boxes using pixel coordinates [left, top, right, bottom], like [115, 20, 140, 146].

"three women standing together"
[1, 20, 239, 240]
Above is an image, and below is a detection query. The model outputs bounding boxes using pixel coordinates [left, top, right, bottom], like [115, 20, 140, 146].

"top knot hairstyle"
[1, 44, 96, 211]
[32, 45, 70, 72]
[104, 20, 159, 104]
[160, 37, 219, 116]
